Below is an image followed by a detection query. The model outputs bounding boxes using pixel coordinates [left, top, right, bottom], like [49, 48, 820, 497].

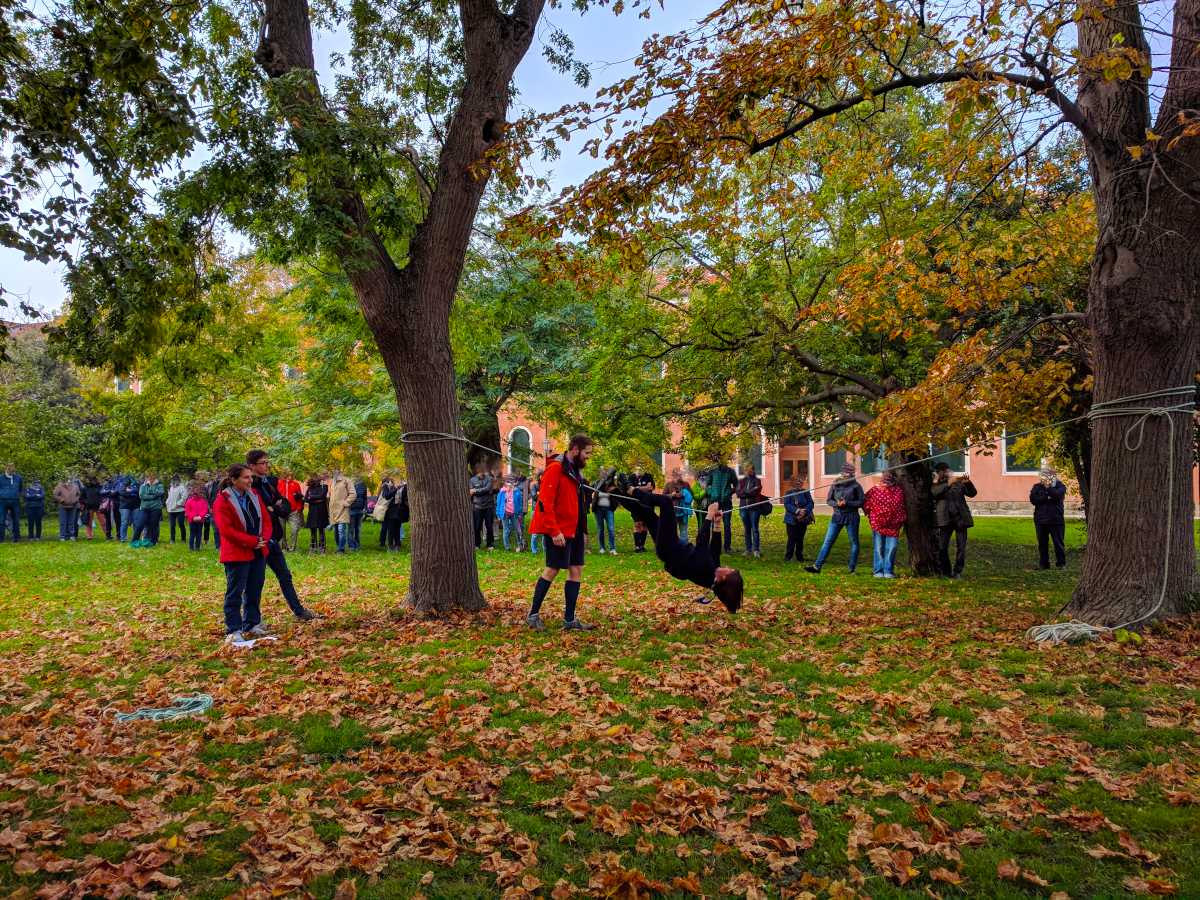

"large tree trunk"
[894, 454, 939, 575]
[1064, 221, 1198, 624]
[257, 0, 546, 614]
[380, 315, 484, 613]
[1061, 0, 1199, 625]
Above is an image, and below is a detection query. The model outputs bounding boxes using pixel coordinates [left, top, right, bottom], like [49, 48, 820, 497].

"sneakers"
[805, 565, 821, 574]
[562, 619, 595, 632]
[526, 613, 545, 631]
[873, 572, 886, 578]
[224, 631, 246, 645]
[296, 609, 324, 621]
[245, 623, 274, 638]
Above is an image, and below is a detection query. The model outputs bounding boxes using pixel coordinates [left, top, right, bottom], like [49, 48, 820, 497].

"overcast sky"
[0, 3, 701, 320]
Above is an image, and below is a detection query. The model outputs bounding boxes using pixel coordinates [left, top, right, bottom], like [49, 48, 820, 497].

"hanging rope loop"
[1026, 385, 1195, 644]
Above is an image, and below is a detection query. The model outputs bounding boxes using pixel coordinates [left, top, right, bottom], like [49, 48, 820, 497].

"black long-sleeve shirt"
[661, 515, 722, 588]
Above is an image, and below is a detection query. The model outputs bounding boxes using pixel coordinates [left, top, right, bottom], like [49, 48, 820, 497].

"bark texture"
[1062, 0, 1200, 624]
[894, 455, 939, 576]
[256, 0, 547, 614]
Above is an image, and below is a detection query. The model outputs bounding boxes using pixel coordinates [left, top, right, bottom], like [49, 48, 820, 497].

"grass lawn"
[0, 513, 1197, 898]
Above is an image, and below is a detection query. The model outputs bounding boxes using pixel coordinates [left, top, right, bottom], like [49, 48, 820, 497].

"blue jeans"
[530, 531, 540, 553]
[813, 518, 860, 572]
[594, 508, 615, 551]
[223, 555, 268, 634]
[348, 512, 364, 550]
[676, 514, 689, 544]
[58, 507, 79, 539]
[118, 507, 136, 541]
[872, 532, 899, 575]
[740, 507, 761, 552]
[334, 522, 348, 551]
[501, 514, 524, 550]
[0, 499, 20, 541]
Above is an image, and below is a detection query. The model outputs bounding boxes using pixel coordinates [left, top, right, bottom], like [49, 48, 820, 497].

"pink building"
[499, 405, 1199, 515]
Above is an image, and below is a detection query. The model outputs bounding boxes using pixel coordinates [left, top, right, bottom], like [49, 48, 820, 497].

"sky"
[0, 2, 702, 320]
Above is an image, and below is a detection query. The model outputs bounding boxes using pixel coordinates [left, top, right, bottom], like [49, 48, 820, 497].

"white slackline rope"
[402, 384, 1197, 641]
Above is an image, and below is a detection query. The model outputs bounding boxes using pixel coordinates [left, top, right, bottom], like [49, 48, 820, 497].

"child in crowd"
[185, 489, 210, 551]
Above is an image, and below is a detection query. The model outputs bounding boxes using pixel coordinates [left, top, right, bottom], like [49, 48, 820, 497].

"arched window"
[748, 440, 763, 474]
[508, 427, 532, 475]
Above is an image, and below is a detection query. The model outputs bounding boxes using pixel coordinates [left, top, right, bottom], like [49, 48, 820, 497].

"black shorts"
[544, 531, 586, 569]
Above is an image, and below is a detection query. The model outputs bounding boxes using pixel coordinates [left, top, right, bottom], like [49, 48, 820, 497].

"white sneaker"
[245, 623, 274, 637]
[224, 631, 247, 645]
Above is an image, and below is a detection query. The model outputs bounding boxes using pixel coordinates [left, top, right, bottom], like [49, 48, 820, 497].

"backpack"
[372, 493, 391, 522]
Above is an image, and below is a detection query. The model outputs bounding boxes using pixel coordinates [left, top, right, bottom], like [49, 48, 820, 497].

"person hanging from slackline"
[611, 487, 744, 614]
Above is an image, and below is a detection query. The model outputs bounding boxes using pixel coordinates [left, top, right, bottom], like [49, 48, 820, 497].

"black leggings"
[615, 492, 679, 564]
[310, 527, 325, 548]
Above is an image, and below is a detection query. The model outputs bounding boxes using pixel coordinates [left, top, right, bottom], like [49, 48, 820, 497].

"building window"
[823, 428, 847, 476]
[859, 447, 888, 475]
[747, 441, 763, 474]
[114, 377, 130, 393]
[508, 427, 532, 475]
[782, 460, 794, 482]
[928, 444, 967, 473]
[1003, 430, 1040, 473]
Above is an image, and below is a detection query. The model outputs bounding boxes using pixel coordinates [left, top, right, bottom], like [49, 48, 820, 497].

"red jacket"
[528, 455, 585, 538]
[184, 495, 209, 521]
[863, 483, 907, 537]
[277, 478, 304, 513]
[213, 487, 273, 563]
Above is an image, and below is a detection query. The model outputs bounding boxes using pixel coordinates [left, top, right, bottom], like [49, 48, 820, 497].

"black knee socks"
[564, 580, 581, 621]
[529, 577, 553, 616]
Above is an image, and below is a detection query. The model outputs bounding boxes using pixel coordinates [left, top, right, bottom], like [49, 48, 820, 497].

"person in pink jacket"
[862, 470, 907, 578]
[184, 491, 210, 551]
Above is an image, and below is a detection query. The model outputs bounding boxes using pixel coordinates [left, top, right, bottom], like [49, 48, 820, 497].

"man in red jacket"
[527, 434, 594, 631]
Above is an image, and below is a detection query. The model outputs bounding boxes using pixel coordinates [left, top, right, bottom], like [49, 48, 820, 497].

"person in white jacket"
[166, 476, 189, 544]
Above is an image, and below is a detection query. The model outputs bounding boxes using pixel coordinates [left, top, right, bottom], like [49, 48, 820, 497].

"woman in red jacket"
[213, 463, 273, 644]
[862, 470, 907, 578]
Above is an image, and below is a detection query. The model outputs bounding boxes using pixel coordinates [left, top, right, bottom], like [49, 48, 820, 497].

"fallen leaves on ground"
[0, 538, 1198, 897]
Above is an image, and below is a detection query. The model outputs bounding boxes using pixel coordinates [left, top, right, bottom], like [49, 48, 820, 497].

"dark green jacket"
[139, 481, 166, 511]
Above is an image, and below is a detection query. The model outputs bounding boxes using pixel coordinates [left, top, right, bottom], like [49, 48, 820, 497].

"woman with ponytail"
[212, 463, 273, 645]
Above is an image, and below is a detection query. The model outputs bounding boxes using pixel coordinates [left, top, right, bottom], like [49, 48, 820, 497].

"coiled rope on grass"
[107, 694, 214, 723]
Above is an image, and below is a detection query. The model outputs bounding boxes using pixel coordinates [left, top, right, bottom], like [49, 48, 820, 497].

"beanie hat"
[1039, 465, 1056, 478]
[840, 463, 855, 477]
